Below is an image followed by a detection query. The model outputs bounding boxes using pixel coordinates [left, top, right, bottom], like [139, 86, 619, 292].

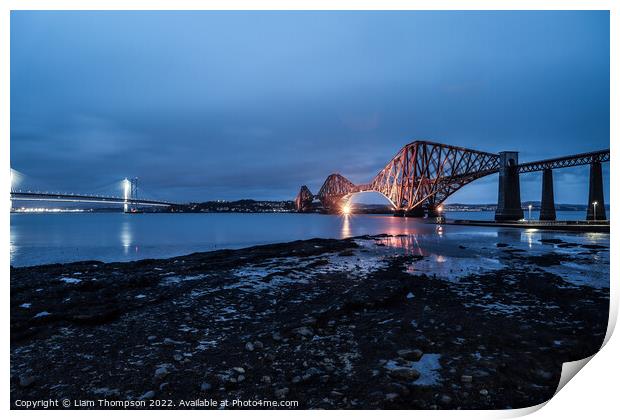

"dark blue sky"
[10, 11, 609, 204]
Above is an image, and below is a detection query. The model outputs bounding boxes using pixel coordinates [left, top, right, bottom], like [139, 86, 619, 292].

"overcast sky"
[10, 11, 609, 204]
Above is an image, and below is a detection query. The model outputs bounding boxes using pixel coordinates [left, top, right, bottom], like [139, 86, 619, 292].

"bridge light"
[593, 201, 598, 221]
[10, 169, 23, 190]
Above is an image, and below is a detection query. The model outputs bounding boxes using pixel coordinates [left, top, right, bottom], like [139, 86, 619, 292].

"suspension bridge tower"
[123, 177, 139, 213]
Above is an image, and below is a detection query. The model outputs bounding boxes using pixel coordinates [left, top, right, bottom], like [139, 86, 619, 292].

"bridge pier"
[586, 162, 606, 221]
[123, 177, 139, 213]
[427, 206, 442, 218]
[495, 151, 524, 221]
[539, 169, 556, 221]
[405, 207, 425, 218]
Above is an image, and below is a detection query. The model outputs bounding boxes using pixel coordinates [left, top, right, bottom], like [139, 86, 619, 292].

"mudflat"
[11, 234, 609, 409]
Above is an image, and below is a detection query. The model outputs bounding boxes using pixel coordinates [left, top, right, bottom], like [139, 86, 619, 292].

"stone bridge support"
[406, 207, 426, 217]
[393, 207, 425, 217]
[586, 162, 606, 221]
[539, 169, 556, 221]
[427, 206, 441, 218]
[495, 151, 524, 221]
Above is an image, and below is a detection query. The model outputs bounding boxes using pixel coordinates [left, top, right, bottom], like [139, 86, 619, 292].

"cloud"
[10, 11, 610, 203]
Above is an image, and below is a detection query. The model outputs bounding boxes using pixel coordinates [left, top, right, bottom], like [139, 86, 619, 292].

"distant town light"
[342, 204, 351, 215]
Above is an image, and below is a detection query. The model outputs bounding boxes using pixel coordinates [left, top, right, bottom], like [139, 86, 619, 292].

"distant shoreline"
[10, 208, 604, 215]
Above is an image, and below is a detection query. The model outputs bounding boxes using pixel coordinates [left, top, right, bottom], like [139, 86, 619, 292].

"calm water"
[9, 210, 594, 267]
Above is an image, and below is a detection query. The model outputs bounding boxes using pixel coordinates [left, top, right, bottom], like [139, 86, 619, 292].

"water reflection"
[9, 231, 18, 265]
[376, 234, 425, 256]
[498, 229, 521, 244]
[521, 228, 540, 249]
[341, 215, 351, 238]
[10, 212, 610, 267]
[120, 219, 133, 256]
[583, 232, 606, 244]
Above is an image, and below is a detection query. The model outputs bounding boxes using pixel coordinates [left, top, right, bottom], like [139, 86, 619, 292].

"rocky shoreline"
[11, 234, 609, 409]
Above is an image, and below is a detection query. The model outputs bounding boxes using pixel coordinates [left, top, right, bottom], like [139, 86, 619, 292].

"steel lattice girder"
[294, 185, 314, 211]
[316, 174, 359, 209]
[369, 141, 500, 210]
[297, 141, 609, 212]
[517, 149, 610, 173]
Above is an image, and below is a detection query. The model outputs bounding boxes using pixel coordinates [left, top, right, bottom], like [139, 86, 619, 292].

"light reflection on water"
[341, 214, 351, 238]
[120, 220, 131, 250]
[10, 212, 610, 267]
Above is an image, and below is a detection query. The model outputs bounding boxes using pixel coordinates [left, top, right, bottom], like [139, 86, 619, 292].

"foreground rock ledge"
[11, 235, 608, 409]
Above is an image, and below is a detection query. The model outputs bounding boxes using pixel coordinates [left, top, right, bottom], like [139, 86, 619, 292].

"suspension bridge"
[295, 141, 609, 221]
[10, 174, 177, 213]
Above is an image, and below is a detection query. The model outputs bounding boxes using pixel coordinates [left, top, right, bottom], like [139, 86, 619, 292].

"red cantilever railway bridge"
[295, 141, 609, 222]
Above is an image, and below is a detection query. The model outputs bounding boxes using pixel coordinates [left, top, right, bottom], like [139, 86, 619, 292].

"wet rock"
[479, 389, 489, 396]
[581, 244, 607, 250]
[440, 395, 452, 405]
[397, 349, 423, 361]
[461, 375, 473, 383]
[274, 387, 289, 399]
[534, 369, 553, 380]
[302, 316, 317, 326]
[232, 367, 245, 374]
[303, 367, 322, 381]
[539, 238, 564, 244]
[200, 382, 212, 392]
[92, 387, 120, 397]
[139, 390, 155, 400]
[8, 235, 610, 409]
[385, 393, 399, 402]
[245, 342, 255, 352]
[387, 368, 420, 381]
[387, 382, 410, 397]
[154, 366, 169, 380]
[294, 326, 314, 337]
[253, 340, 264, 350]
[19, 375, 36, 388]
